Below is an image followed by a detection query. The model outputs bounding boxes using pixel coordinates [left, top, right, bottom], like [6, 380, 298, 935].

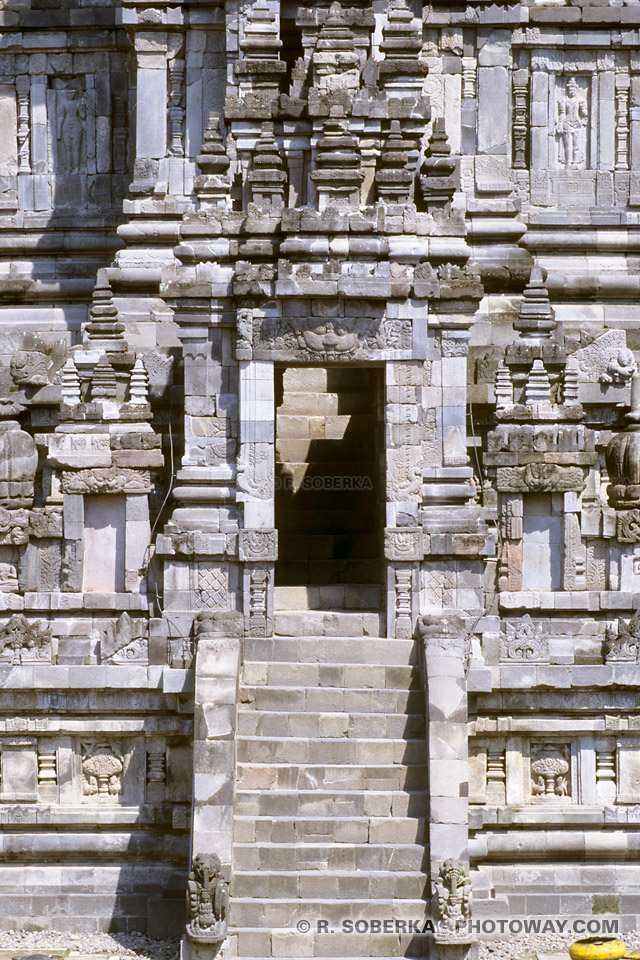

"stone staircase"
[229, 613, 430, 959]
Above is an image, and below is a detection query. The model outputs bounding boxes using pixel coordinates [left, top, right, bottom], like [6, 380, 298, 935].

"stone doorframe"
[236, 353, 425, 640]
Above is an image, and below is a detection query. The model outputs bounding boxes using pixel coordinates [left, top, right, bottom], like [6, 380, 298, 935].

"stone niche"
[82, 495, 126, 593]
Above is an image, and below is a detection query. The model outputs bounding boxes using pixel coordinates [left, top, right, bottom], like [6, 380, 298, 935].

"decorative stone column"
[417, 613, 477, 960]
[181, 611, 243, 960]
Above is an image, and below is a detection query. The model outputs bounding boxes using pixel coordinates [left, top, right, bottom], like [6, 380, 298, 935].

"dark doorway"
[274, 365, 385, 604]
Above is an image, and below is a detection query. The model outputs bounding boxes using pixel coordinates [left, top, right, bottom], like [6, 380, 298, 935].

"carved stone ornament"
[384, 527, 423, 561]
[416, 614, 467, 657]
[496, 464, 585, 493]
[500, 615, 548, 662]
[572, 330, 636, 386]
[236, 444, 273, 500]
[10, 350, 51, 387]
[605, 611, 640, 663]
[81, 742, 123, 799]
[254, 315, 412, 361]
[0, 614, 52, 665]
[387, 442, 422, 502]
[530, 743, 571, 799]
[239, 529, 278, 562]
[61, 467, 151, 494]
[0, 507, 29, 545]
[102, 612, 148, 664]
[29, 507, 64, 540]
[186, 853, 228, 945]
[617, 510, 640, 543]
[434, 860, 472, 937]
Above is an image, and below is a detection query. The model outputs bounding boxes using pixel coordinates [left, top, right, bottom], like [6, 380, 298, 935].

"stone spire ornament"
[60, 357, 81, 405]
[90, 354, 117, 400]
[236, 0, 286, 96]
[84, 270, 126, 352]
[311, 106, 364, 210]
[513, 266, 556, 340]
[379, 0, 428, 92]
[247, 122, 287, 208]
[195, 112, 231, 209]
[417, 118, 458, 206]
[375, 121, 416, 203]
[129, 357, 149, 405]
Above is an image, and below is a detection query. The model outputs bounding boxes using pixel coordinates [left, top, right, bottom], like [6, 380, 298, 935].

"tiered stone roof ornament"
[247, 122, 287, 208]
[84, 270, 126, 352]
[417, 118, 458, 209]
[375, 120, 416, 203]
[195, 113, 231, 209]
[236, 0, 285, 98]
[513, 265, 557, 341]
[312, 2, 361, 97]
[311, 106, 364, 210]
[379, 0, 428, 95]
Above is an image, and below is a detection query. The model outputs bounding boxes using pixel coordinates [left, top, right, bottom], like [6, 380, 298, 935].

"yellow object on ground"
[569, 939, 627, 960]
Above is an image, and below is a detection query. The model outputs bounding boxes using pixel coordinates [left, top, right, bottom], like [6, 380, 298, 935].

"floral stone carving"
[496, 464, 584, 493]
[62, 467, 151, 494]
[186, 853, 228, 944]
[500, 615, 548, 662]
[0, 615, 52, 665]
[530, 743, 570, 799]
[82, 743, 124, 798]
[254, 315, 412, 361]
[605, 611, 640, 662]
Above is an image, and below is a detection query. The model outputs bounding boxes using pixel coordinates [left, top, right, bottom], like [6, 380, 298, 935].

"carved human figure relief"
[555, 77, 588, 169]
[57, 89, 86, 173]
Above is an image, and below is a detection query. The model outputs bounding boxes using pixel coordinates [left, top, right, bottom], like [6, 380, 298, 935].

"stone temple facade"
[4, 0, 640, 957]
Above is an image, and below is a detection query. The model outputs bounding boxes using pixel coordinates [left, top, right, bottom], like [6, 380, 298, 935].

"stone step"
[242, 636, 419, 665]
[241, 661, 421, 689]
[228, 895, 430, 926]
[236, 736, 427, 765]
[231, 869, 428, 899]
[236, 763, 426, 792]
[274, 584, 383, 611]
[274, 610, 385, 636]
[239, 685, 425, 714]
[234, 815, 427, 845]
[237, 710, 426, 739]
[234, 789, 430, 819]
[233, 841, 427, 873]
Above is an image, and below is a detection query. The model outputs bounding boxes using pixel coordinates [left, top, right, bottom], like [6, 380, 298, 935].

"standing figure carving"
[556, 77, 588, 168]
[186, 853, 228, 944]
[57, 90, 86, 173]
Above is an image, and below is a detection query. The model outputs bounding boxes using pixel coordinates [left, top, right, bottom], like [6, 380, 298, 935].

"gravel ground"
[480, 933, 640, 960]
[0, 932, 179, 960]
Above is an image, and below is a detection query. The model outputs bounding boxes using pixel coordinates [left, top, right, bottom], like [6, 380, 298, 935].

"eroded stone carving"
[500, 615, 548, 662]
[10, 351, 50, 387]
[531, 743, 571, 799]
[573, 330, 636, 385]
[239, 529, 278, 562]
[82, 743, 123, 799]
[61, 468, 151, 494]
[496, 464, 584, 493]
[617, 510, 640, 543]
[255, 315, 412, 360]
[605, 611, 640, 662]
[0, 507, 29, 545]
[186, 853, 228, 944]
[434, 860, 472, 935]
[556, 77, 588, 169]
[0, 614, 51, 665]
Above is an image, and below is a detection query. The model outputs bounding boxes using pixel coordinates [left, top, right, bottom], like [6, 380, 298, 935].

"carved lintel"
[61, 467, 151, 494]
[496, 464, 584, 493]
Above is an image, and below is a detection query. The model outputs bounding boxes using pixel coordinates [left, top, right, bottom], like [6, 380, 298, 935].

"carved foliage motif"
[0, 614, 51, 665]
[500, 615, 548, 662]
[0, 507, 29, 545]
[186, 853, 228, 944]
[617, 510, 640, 543]
[62, 467, 151, 494]
[572, 330, 636, 386]
[81, 742, 123, 799]
[237, 445, 273, 500]
[605, 611, 640, 663]
[254, 315, 412, 360]
[530, 743, 571, 799]
[496, 464, 584, 493]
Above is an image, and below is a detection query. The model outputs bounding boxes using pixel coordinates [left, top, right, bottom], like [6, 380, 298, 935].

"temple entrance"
[274, 365, 385, 610]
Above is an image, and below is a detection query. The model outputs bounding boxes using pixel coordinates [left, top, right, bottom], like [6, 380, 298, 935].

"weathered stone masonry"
[2, 0, 640, 956]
